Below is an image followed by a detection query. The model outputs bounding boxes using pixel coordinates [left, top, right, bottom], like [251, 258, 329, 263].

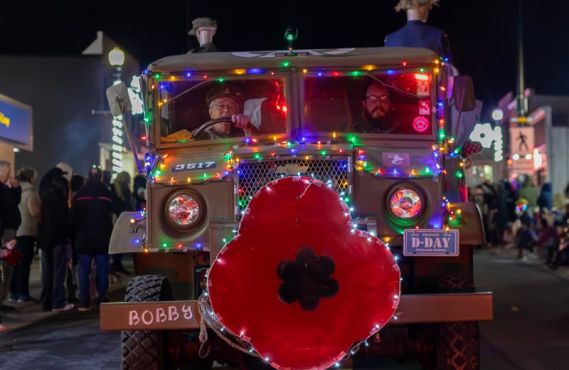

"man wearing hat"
[193, 84, 255, 140]
[384, 0, 452, 63]
[189, 17, 218, 53]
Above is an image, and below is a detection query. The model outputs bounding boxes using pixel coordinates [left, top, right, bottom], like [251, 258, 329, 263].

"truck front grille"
[235, 157, 351, 211]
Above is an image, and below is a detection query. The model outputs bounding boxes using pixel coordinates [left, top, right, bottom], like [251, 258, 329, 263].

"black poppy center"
[277, 247, 339, 311]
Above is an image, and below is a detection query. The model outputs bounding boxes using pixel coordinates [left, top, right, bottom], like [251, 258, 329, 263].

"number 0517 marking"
[172, 161, 216, 172]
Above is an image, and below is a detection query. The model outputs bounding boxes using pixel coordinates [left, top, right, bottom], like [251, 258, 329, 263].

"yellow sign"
[0, 112, 10, 127]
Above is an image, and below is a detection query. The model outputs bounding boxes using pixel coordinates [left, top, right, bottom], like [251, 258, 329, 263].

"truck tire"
[121, 275, 172, 370]
[435, 274, 480, 370]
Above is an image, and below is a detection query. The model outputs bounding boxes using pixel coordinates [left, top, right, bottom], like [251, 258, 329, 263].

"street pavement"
[0, 254, 131, 332]
[0, 255, 128, 369]
[478, 245, 569, 370]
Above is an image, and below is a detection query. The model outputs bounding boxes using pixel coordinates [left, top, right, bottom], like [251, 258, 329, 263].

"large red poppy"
[208, 177, 401, 370]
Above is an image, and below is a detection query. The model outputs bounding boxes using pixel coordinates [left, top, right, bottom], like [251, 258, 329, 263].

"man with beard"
[353, 82, 395, 133]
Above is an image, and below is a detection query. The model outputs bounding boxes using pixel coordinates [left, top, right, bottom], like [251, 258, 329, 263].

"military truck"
[101, 46, 493, 370]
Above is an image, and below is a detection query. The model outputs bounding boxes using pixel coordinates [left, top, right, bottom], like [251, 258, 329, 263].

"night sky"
[2, 0, 568, 120]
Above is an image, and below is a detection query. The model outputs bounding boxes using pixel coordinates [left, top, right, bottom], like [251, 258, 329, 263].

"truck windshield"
[303, 72, 433, 135]
[160, 78, 287, 144]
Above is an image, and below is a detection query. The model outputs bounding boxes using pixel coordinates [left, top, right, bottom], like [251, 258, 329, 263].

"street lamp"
[108, 47, 125, 82]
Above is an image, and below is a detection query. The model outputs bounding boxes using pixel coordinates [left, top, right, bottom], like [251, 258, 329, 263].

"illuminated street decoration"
[469, 123, 504, 162]
[493, 126, 504, 161]
[111, 116, 125, 173]
[108, 47, 126, 177]
[128, 76, 144, 115]
[469, 123, 495, 148]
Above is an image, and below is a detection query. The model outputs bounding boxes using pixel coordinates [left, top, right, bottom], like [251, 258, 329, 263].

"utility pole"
[515, 0, 528, 120]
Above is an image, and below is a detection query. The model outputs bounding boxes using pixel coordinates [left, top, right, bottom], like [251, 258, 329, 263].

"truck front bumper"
[100, 292, 493, 331]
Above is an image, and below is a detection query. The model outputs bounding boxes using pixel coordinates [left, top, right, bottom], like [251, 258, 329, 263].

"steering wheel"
[192, 116, 234, 139]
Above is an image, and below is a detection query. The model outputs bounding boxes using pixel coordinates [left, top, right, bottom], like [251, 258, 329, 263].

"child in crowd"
[516, 217, 536, 259]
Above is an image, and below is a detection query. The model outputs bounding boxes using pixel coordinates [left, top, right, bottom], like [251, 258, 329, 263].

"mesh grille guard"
[235, 157, 352, 213]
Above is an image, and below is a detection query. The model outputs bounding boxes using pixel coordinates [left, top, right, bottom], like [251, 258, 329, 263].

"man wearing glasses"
[354, 82, 394, 133]
[193, 85, 255, 140]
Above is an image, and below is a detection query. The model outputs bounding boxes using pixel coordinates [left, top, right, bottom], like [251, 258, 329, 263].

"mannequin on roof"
[189, 17, 218, 53]
[385, 0, 452, 63]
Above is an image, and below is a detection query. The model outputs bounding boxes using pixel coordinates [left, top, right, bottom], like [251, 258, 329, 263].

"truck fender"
[109, 211, 146, 254]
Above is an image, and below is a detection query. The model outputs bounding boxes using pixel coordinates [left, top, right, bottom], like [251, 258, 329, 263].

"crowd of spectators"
[0, 161, 146, 325]
[470, 175, 569, 269]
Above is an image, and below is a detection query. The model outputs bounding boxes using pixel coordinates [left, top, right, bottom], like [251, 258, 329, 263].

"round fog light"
[388, 187, 423, 219]
[164, 191, 205, 231]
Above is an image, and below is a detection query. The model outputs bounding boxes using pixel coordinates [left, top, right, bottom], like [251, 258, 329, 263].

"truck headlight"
[164, 190, 205, 231]
[388, 186, 423, 220]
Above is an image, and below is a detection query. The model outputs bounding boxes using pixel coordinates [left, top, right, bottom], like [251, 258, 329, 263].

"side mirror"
[452, 75, 476, 112]
[106, 82, 132, 117]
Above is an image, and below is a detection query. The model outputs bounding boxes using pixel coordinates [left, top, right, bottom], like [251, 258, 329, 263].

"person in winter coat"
[70, 166, 114, 311]
[38, 167, 73, 312]
[10, 167, 41, 302]
[537, 182, 553, 212]
[0, 160, 21, 311]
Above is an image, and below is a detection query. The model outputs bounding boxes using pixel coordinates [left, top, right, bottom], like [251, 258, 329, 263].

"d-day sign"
[403, 229, 459, 257]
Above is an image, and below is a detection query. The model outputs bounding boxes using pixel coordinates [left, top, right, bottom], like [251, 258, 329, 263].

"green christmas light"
[217, 77, 226, 83]
[455, 170, 464, 179]
[153, 73, 161, 80]
[349, 71, 363, 77]
[280, 60, 291, 68]
[346, 134, 361, 146]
